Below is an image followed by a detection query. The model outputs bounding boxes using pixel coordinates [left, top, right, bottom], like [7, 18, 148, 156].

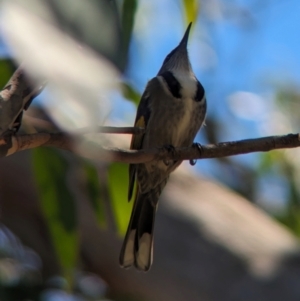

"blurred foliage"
[32, 148, 79, 287]
[259, 149, 300, 236]
[121, 0, 137, 69]
[209, 84, 300, 237]
[122, 81, 141, 105]
[0, 59, 15, 88]
[256, 88, 300, 237]
[107, 163, 133, 235]
[8, 0, 140, 296]
[0, 224, 110, 300]
[83, 162, 106, 228]
[43, 0, 123, 70]
[277, 87, 300, 129]
[181, 0, 199, 24]
[0, 225, 41, 301]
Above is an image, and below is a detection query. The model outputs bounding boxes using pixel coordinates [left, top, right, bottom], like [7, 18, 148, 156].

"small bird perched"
[119, 22, 207, 271]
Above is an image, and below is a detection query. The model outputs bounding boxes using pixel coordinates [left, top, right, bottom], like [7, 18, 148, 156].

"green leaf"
[181, 0, 199, 23]
[32, 148, 79, 286]
[121, 0, 138, 68]
[0, 59, 15, 88]
[122, 82, 141, 106]
[83, 161, 106, 227]
[258, 151, 284, 174]
[107, 163, 133, 235]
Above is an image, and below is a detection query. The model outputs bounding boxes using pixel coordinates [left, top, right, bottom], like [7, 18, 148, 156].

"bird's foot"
[163, 144, 176, 166]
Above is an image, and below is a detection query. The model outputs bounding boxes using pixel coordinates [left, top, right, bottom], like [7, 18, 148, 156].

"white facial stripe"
[173, 71, 197, 99]
[157, 75, 174, 97]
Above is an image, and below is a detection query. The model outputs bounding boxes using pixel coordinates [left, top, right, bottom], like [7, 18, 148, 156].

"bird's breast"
[169, 72, 199, 146]
[172, 96, 195, 146]
[175, 72, 197, 99]
[146, 74, 204, 148]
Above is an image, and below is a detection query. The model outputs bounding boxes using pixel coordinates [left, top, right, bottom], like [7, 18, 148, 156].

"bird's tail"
[119, 180, 167, 271]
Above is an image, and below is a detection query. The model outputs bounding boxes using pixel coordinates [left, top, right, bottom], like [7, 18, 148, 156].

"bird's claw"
[189, 159, 197, 166]
[189, 143, 202, 166]
[163, 144, 175, 152]
[163, 144, 176, 166]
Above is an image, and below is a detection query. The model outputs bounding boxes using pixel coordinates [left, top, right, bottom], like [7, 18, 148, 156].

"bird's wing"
[128, 79, 153, 201]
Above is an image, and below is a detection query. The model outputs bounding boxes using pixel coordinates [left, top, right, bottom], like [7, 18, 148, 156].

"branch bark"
[0, 64, 45, 136]
[0, 130, 299, 162]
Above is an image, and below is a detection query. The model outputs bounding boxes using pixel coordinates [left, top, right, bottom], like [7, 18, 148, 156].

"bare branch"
[0, 64, 46, 136]
[0, 131, 299, 163]
[4, 65, 297, 164]
[0, 132, 72, 157]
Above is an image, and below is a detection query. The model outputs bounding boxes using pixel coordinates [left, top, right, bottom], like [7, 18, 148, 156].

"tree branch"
[0, 131, 299, 163]
[3, 65, 297, 164]
[0, 64, 46, 136]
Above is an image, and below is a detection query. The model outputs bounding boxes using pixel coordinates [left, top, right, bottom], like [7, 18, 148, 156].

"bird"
[119, 22, 207, 271]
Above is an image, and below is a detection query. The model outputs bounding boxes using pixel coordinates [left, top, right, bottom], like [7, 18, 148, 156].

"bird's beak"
[179, 22, 192, 48]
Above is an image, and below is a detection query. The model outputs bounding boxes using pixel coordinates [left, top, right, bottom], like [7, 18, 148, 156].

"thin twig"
[24, 115, 144, 135]
[72, 126, 145, 135]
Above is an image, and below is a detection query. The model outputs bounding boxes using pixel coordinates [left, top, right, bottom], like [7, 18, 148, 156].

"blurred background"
[1, 0, 300, 300]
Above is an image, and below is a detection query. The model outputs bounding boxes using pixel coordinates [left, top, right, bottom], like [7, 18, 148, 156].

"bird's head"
[157, 22, 192, 75]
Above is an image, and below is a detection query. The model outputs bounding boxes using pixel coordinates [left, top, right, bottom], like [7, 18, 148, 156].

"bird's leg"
[190, 142, 202, 166]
